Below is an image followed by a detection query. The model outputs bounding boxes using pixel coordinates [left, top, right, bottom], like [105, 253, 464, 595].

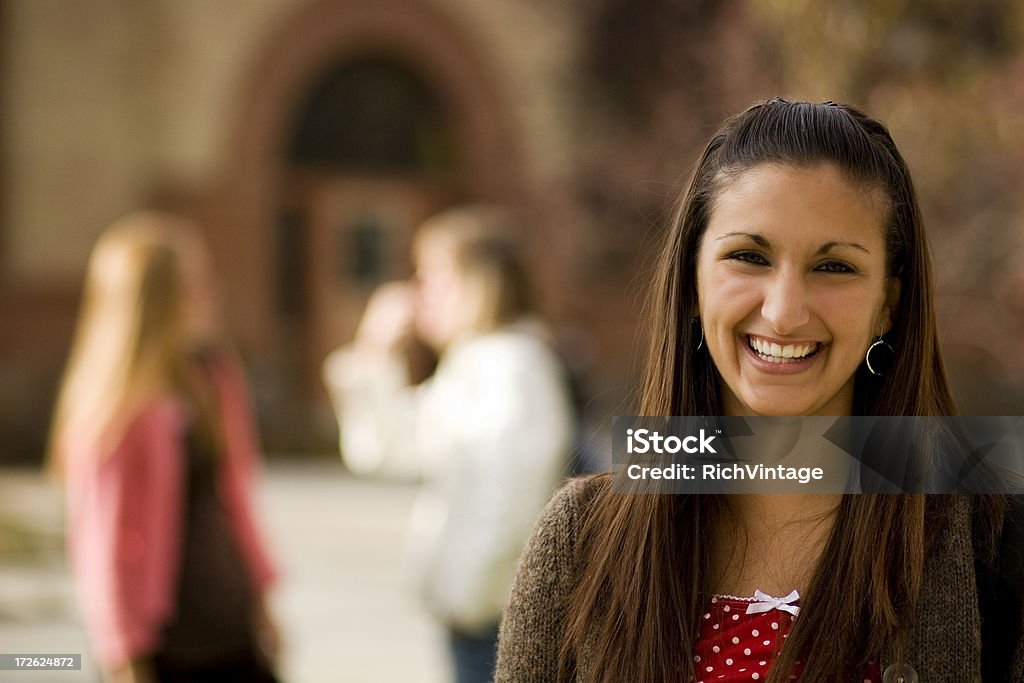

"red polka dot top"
[693, 590, 881, 682]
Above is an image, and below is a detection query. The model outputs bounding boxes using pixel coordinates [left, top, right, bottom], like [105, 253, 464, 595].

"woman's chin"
[733, 393, 851, 418]
[745, 404, 809, 417]
[728, 388, 835, 417]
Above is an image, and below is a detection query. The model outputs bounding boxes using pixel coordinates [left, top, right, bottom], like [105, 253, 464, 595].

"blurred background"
[1, 0, 1023, 681]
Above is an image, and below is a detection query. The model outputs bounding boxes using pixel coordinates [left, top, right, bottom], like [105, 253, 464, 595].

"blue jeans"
[448, 622, 500, 683]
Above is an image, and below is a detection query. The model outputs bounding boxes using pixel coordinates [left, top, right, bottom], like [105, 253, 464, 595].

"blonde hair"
[413, 205, 532, 335]
[48, 211, 209, 474]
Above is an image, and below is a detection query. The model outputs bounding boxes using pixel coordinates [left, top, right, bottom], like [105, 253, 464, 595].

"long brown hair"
[560, 100, 1005, 682]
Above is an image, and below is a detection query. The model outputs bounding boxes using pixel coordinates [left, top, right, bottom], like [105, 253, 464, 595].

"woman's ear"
[881, 277, 901, 334]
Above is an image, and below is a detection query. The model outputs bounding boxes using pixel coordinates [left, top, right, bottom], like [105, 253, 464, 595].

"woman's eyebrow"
[817, 241, 870, 255]
[715, 231, 768, 246]
[715, 233, 870, 256]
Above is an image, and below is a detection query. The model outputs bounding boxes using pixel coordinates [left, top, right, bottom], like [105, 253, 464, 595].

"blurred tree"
[576, 0, 779, 277]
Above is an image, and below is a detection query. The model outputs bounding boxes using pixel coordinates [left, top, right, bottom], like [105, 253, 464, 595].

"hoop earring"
[695, 319, 704, 351]
[865, 321, 894, 377]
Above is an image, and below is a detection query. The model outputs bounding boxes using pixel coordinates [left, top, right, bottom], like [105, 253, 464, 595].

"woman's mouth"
[745, 334, 821, 364]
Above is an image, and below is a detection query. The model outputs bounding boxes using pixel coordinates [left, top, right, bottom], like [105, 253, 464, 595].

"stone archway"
[213, 0, 530, 449]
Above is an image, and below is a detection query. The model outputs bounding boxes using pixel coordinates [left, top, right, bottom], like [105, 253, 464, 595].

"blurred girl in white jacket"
[323, 206, 574, 683]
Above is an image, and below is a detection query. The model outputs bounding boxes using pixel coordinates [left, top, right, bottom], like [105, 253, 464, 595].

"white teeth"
[747, 336, 818, 362]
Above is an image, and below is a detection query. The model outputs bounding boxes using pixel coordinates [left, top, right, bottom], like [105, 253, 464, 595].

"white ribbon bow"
[744, 589, 800, 617]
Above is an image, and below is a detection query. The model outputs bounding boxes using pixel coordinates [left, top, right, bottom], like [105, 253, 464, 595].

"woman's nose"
[760, 269, 810, 335]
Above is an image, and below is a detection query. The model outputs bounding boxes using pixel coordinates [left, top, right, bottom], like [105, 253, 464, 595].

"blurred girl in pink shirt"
[49, 212, 281, 683]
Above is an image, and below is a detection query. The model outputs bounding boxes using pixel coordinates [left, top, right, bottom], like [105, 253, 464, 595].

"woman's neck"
[711, 493, 841, 598]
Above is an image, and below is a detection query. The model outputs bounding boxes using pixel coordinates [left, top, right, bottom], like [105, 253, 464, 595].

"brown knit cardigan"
[495, 476, 1024, 682]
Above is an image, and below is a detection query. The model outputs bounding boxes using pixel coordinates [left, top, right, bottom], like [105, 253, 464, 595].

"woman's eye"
[816, 260, 856, 274]
[728, 251, 769, 266]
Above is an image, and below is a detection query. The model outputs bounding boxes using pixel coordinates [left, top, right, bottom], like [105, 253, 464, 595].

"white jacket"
[323, 320, 574, 632]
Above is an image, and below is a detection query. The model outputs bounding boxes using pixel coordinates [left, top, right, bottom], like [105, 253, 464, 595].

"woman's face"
[695, 163, 899, 416]
[176, 236, 221, 346]
[413, 236, 470, 350]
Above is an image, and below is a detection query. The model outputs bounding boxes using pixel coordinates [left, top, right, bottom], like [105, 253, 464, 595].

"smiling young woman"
[696, 163, 900, 418]
[493, 100, 1019, 682]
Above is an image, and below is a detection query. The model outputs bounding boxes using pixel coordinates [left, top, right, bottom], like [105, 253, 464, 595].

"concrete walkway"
[0, 459, 449, 683]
